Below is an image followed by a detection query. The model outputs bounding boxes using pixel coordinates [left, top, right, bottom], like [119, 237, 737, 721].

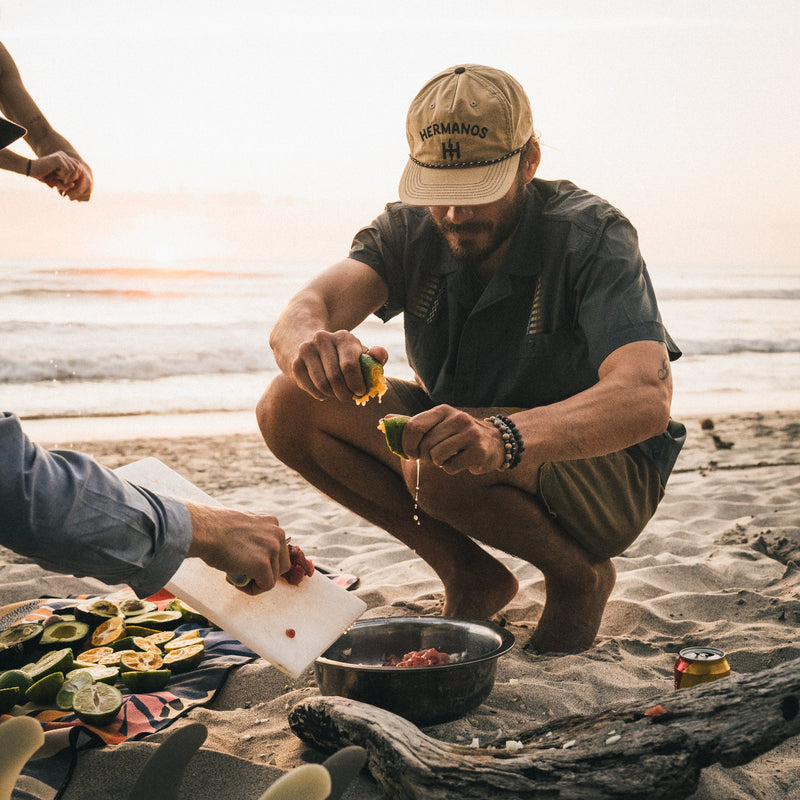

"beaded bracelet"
[485, 414, 525, 470]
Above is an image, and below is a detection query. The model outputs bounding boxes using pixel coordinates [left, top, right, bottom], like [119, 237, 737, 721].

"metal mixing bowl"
[314, 616, 515, 725]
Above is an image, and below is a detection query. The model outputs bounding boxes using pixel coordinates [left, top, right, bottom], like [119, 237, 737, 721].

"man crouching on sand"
[258, 64, 686, 654]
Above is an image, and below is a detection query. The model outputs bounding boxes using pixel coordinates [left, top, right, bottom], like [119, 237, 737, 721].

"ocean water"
[2, 259, 798, 436]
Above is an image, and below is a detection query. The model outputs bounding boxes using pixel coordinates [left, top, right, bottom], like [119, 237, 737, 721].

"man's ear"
[521, 139, 541, 182]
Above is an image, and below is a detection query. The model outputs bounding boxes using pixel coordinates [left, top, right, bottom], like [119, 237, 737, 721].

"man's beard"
[430, 178, 527, 269]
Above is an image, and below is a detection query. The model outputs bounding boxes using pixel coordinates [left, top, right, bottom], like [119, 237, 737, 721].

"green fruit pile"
[0, 597, 208, 726]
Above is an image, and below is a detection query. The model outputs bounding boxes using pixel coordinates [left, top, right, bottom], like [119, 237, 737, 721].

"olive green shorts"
[387, 378, 665, 559]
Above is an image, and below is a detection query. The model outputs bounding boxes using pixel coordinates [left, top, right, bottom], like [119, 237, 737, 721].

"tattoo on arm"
[658, 359, 670, 381]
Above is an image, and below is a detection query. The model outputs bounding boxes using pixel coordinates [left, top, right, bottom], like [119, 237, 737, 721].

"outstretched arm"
[0, 42, 93, 200]
[0, 413, 290, 597]
[269, 257, 389, 402]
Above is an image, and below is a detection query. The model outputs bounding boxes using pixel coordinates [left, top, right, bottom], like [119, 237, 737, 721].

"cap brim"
[0, 116, 26, 149]
[398, 151, 521, 207]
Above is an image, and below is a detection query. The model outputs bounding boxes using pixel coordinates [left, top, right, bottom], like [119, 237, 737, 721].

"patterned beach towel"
[1, 589, 259, 800]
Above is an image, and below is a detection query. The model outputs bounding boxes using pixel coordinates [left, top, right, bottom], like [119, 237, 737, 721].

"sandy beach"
[3, 408, 800, 799]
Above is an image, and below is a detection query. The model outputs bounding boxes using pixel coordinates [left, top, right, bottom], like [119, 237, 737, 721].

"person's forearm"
[508, 344, 672, 478]
[269, 290, 334, 375]
[0, 148, 29, 174]
[0, 413, 191, 595]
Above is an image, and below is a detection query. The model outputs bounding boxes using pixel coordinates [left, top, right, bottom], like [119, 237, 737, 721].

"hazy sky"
[1, 0, 797, 274]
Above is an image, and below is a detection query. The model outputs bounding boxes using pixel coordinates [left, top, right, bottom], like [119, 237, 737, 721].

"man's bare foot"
[524, 558, 616, 654]
[441, 558, 519, 620]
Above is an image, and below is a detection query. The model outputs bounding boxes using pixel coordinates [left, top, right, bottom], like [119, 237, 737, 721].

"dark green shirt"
[349, 178, 685, 481]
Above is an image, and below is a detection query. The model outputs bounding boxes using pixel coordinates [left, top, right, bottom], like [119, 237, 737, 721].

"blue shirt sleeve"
[0, 412, 192, 597]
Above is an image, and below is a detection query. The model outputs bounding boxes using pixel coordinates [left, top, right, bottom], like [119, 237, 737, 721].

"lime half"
[120, 669, 171, 692]
[72, 682, 123, 726]
[25, 671, 65, 705]
[56, 670, 95, 711]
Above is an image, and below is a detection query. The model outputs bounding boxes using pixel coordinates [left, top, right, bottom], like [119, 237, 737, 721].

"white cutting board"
[115, 457, 366, 678]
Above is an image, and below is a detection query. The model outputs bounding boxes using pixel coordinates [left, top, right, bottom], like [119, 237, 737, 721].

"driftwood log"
[289, 656, 800, 799]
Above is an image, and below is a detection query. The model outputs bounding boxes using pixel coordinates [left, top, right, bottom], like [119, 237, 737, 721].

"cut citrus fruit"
[72, 682, 123, 726]
[24, 648, 74, 682]
[120, 650, 164, 672]
[353, 353, 387, 405]
[0, 668, 32, 695]
[124, 625, 160, 638]
[120, 669, 171, 692]
[91, 617, 126, 646]
[143, 631, 175, 648]
[76, 646, 114, 664]
[378, 414, 410, 459]
[25, 671, 64, 705]
[56, 670, 95, 711]
[132, 636, 163, 654]
[163, 633, 204, 651]
[98, 649, 137, 666]
[163, 643, 205, 672]
[66, 665, 119, 685]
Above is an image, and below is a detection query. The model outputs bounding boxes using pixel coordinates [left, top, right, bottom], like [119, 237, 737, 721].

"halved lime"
[67, 666, 119, 685]
[163, 633, 204, 651]
[120, 669, 171, 692]
[120, 650, 164, 672]
[24, 648, 74, 682]
[56, 670, 95, 711]
[142, 631, 175, 648]
[97, 649, 136, 666]
[72, 682, 123, 726]
[377, 414, 410, 459]
[353, 353, 387, 405]
[76, 646, 114, 664]
[25, 671, 64, 705]
[91, 616, 126, 646]
[163, 643, 205, 672]
[0, 668, 33, 695]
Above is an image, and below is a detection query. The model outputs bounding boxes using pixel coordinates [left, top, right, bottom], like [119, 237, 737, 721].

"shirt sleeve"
[572, 214, 681, 370]
[0, 412, 192, 597]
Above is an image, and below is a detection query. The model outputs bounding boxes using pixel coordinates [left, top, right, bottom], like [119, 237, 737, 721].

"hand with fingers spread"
[403, 405, 507, 475]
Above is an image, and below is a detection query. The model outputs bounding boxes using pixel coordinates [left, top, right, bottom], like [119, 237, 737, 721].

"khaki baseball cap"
[0, 115, 26, 149]
[399, 64, 534, 207]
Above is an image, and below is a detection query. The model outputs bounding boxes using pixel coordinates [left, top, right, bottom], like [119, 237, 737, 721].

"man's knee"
[256, 375, 305, 457]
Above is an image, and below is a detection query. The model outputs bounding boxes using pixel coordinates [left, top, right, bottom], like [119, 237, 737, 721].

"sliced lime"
[67, 666, 119, 685]
[25, 671, 64, 705]
[163, 643, 204, 672]
[120, 669, 171, 692]
[378, 414, 410, 459]
[24, 648, 74, 682]
[0, 668, 33, 695]
[56, 670, 95, 711]
[72, 683, 123, 726]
